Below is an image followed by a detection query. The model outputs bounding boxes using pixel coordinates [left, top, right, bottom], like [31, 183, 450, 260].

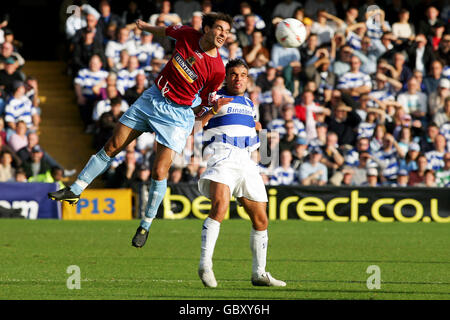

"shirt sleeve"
[165, 25, 192, 41]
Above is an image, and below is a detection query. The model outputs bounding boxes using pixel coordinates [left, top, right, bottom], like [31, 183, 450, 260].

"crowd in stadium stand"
[2, 0, 449, 190]
[0, 12, 75, 187]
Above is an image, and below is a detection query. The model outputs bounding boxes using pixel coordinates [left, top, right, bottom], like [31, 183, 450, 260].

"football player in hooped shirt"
[48, 13, 234, 248]
[196, 59, 286, 287]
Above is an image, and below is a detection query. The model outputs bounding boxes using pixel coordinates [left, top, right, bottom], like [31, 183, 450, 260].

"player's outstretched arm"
[135, 19, 167, 37]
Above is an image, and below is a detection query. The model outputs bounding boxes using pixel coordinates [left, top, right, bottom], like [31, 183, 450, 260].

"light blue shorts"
[120, 85, 195, 154]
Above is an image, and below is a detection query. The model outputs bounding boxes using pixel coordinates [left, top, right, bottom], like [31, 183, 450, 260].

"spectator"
[349, 152, 372, 186]
[332, 45, 352, 78]
[364, 167, 380, 186]
[259, 85, 293, 129]
[188, 11, 203, 31]
[71, 12, 103, 50]
[0, 118, 6, 145]
[304, 0, 337, 20]
[135, 31, 165, 70]
[0, 57, 24, 96]
[325, 103, 362, 147]
[418, 6, 442, 38]
[14, 167, 27, 182]
[28, 166, 65, 190]
[117, 56, 143, 94]
[168, 166, 183, 183]
[435, 33, 450, 66]
[109, 149, 138, 188]
[267, 103, 305, 138]
[72, 27, 107, 75]
[344, 136, 371, 167]
[0, 150, 14, 182]
[233, 2, 265, 31]
[149, 0, 181, 26]
[124, 72, 148, 106]
[92, 88, 128, 123]
[105, 27, 137, 71]
[415, 169, 437, 187]
[299, 33, 319, 66]
[304, 53, 336, 103]
[337, 55, 372, 100]
[270, 39, 300, 71]
[425, 134, 446, 171]
[434, 96, 450, 127]
[405, 34, 435, 75]
[278, 119, 299, 152]
[309, 122, 328, 148]
[94, 96, 125, 149]
[122, 1, 143, 28]
[375, 133, 405, 184]
[22, 145, 52, 179]
[291, 136, 309, 170]
[4, 81, 39, 132]
[92, 72, 118, 101]
[7, 120, 27, 152]
[270, 149, 296, 185]
[0, 42, 25, 70]
[96, 0, 123, 39]
[435, 152, 450, 187]
[423, 59, 444, 95]
[129, 163, 151, 194]
[255, 65, 276, 93]
[242, 30, 269, 68]
[391, 51, 413, 87]
[419, 122, 440, 153]
[408, 153, 427, 186]
[392, 8, 415, 42]
[393, 169, 409, 187]
[397, 77, 427, 125]
[73, 55, 108, 128]
[272, 0, 302, 19]
[311, 10, 339, 46]
[429, 79, 449, 121]
[298, 147, 328, 186]
[320, 131, 344, 180]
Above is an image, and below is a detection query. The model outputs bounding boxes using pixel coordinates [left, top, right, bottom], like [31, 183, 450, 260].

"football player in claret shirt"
[49, 13, 233, 248]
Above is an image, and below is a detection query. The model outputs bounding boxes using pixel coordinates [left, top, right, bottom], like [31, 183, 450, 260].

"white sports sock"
[199, 217, 221, 271]
[250, 229, 268, 276]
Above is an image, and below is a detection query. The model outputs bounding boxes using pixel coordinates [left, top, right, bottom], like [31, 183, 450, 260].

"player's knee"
[253, 213, 268, 230]
[152, 165, 169, 180]
[209, 200, 228, 221]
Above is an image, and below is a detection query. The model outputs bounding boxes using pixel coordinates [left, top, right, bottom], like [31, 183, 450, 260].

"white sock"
[250, 229, 268, 276]
[199, 217, 221, 271]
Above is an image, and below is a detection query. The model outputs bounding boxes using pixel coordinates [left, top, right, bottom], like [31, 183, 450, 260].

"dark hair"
[110, 96, 122, 107]
[225, 58, 249, 74]
[202, 12, 233, 33]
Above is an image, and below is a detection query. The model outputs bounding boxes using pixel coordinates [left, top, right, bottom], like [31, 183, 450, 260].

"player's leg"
[198, 181, 231, 287]
[239, 197, 286, 287]
[48, 123, 142, 203]
[132, 142, 175, 247]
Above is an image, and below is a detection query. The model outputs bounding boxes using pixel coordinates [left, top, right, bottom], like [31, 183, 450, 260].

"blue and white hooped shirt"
[203, 88, 259, 152]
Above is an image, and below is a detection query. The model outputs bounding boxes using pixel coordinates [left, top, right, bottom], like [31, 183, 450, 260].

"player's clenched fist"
[212, 97, 233, 113]
[135, 19, 149, 30]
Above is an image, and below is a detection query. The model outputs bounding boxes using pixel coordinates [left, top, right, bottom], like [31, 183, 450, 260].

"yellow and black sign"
[63, 189, 132, 220]
[153, 184, 450, 223]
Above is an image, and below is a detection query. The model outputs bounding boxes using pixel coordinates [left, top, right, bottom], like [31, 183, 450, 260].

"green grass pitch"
[0, 219, 449, 300]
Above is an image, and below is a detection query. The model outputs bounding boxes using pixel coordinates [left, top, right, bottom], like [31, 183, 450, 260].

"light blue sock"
[140, 178, 167, 230]
[70, 148, 113, 195]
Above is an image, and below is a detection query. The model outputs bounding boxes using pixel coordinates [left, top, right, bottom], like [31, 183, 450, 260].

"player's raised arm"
[135, 19, 167, 37]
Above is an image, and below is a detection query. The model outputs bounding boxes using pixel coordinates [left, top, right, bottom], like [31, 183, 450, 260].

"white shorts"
[198, 144, 268, 202]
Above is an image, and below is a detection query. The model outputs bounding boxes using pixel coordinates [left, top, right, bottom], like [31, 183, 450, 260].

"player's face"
[226, 65, 248, 96]
[207, 20, 231, 48]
